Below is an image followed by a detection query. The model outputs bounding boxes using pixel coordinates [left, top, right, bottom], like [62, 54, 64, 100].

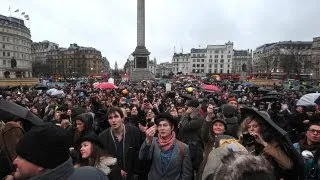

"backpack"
[176, 140, 185, 161]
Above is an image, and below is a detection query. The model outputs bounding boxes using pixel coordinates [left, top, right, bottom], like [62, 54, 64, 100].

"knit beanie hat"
[16, 124, 70, 169]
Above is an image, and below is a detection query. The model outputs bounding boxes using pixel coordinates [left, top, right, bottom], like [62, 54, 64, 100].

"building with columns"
[47, 44, 102, 78]
[31, 40, 59, 77]
[0, 14, 32, 78]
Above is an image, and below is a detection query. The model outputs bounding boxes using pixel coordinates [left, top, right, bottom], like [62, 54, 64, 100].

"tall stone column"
[137, 0, 145, 47]
[130, 0, 154, 81]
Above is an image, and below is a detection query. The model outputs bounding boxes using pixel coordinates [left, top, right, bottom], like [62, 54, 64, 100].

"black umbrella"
[74, 88, 87, 93]
[266, 91, 282, 96]
[0, 100, 43, 125]
[34, 84, 48, 90]
[240, 107, 304, 179]
[306, 87, 320, 93]
[259, 96, 280, 102]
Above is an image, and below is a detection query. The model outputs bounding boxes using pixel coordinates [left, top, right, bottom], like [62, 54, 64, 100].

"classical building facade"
[172, 53, 190, 75]
[0, 14, 32, 78]
[253, 41, 313, 77]
[31, 40, 59, 77]
[47, 44, 102, 78]
[232, 49, 252, 73]
[312, 37, 320, 79]
[155, 62, 174, 78]
[171, 41, 234, 76]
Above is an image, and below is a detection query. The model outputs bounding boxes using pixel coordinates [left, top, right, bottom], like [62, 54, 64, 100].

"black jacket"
[99, 124, 142, 180]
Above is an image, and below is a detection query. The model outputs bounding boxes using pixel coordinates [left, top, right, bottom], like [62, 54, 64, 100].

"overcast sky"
[1, 0, 320, 68]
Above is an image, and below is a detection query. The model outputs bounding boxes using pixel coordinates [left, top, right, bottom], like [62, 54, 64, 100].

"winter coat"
[28, 158, 75, 180]
[0, 122, 24, 179]
[222, 104, 239, 137]
[95, 156, 121, 180]
[293, 137, 320, 180]
[197, 120, 225, 180]
[201, 138, 247, 180]
[139, 138, 193, 180]
[69, 166, 109, 180]
[178, 109, 204, 143]
[99, 124, 142, 180]
[177, 109, 204, 170]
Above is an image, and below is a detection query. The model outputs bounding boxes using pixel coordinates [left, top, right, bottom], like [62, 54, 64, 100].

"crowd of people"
[0, 78, 320, 180]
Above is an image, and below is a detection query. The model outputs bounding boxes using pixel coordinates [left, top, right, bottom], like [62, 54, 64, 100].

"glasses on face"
[308, 129, 320, 135]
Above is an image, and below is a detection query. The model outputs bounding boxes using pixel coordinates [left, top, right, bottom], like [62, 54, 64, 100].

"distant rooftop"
[0, 14, 29, 33]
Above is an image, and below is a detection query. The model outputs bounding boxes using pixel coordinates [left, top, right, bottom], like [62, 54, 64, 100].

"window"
[209, 59, 212, 63]
[193, 64, 195, 67]
[193, 59, 195, 62]
[210, 55, 212, 58]
[220, 69, 223, 73]
[214, 55, 218, 58]
[7, 52, 10, 56]
[221, 55, 224, 58]
[3, 60, 6, 65]
[201, 59, 204, 62]
[201, 69, 204, 73]
[228, 59, 230, 63]
[228, 64, 230, 68]
[2, 44, 5, 49]
[197, 59, 200, 62]
[2, 52, 4, 56]
[214, 69, 217, 73]
[192, 69, 195, 73]
[227, 55, 231, 58]
[201, 64, 204, 67]
[220, 64, 224, 68]
[220, 59, 224, 63]
[214, 59, 218, 63]
[197, 54, 200, 57]
[209, 64, 212, 68]
[197, 64, 200, 67]
[215, 50, 219, 53]
[214, 64, 218, 68]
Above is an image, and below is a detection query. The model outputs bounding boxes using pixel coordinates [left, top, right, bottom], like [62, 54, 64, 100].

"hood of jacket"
[74, 113, 94, 133]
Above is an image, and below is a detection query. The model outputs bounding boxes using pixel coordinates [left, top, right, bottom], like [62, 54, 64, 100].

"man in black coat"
[99, 107, 142, 180]
[177, 100, 204, 174]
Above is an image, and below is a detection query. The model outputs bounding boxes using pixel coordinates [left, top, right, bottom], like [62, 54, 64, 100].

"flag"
[9, 6, 11, 11]
[21, 12, 25, 16]
[14, 9, 19, 12]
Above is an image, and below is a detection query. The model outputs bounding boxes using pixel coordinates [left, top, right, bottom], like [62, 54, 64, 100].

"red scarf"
[158, 131, 176, 151]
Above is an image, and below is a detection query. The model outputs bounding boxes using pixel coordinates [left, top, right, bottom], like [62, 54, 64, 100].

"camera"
[242, 132, 255, 147]
[147, 122, 155, 128]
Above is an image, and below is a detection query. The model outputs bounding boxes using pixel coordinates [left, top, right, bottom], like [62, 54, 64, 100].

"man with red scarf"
[139, 113, 193, 180]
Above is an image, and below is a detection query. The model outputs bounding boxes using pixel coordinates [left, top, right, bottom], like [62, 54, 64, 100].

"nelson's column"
[130, 0, 155, 81]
